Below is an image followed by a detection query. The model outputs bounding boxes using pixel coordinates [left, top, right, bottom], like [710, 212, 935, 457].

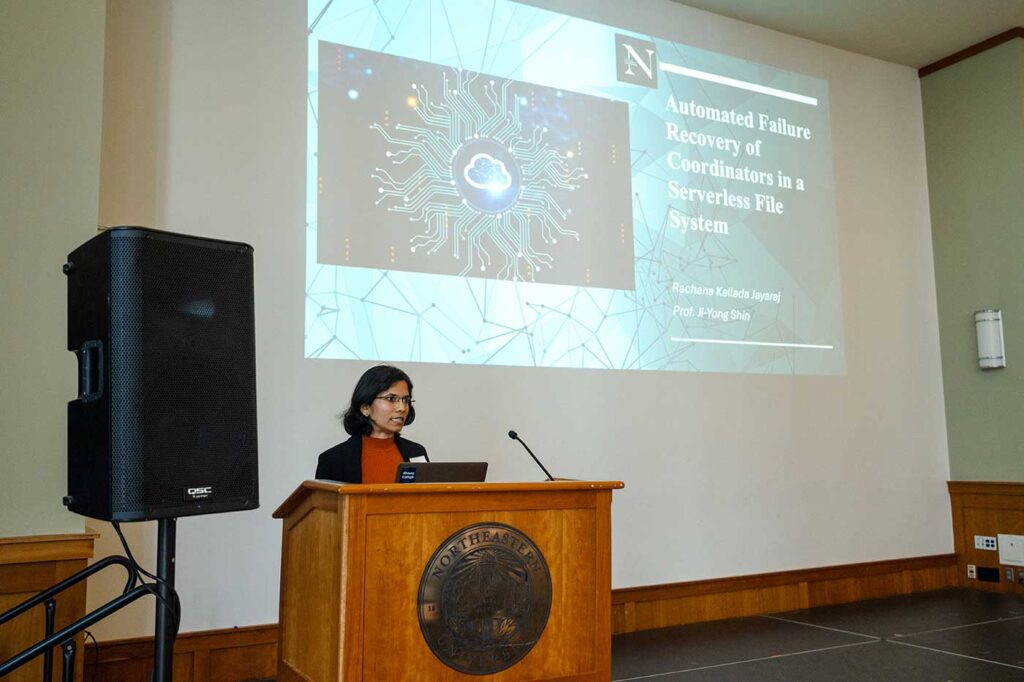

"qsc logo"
[185, 486, 213, 500]
[615, 34, 658, 88]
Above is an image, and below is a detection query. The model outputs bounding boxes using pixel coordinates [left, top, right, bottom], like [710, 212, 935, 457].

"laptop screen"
[395, 462, 488, 483]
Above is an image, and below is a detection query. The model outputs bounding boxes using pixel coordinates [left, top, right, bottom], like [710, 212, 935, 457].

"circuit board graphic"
[317, 42, 634, 288]
[373, 68, 586, 280]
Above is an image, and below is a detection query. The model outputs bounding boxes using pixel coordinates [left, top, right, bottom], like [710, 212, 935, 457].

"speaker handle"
[79, 340, 104, 403]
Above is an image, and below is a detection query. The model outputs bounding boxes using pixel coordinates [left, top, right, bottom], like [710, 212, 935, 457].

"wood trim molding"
[919, 28, 1024, 78]
[85, 624, 278, 682]
[948, 481, 1024, 497]
[0, 533, 97, 565]
[86, 623, 278, 655]
[611, 553, 957, 633]
[613, 554, 956, 604]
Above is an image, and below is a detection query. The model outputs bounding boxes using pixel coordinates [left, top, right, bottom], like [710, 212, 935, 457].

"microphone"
[508, 430, 555, 481]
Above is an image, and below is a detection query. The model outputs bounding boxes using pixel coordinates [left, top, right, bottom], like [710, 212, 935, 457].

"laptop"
[394, 462, 488, 483]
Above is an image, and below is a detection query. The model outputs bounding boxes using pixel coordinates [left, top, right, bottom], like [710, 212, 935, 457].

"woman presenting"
[315, 365, 429, 483]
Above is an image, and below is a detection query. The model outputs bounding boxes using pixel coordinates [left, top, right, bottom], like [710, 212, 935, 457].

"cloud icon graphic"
[463, 153, 513, 192]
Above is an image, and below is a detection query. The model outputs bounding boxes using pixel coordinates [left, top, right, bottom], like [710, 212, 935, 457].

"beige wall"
[923, 38, 1024, 481]
[0, 0, 106, 538]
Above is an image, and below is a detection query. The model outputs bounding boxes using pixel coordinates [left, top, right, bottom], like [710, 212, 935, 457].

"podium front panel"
[276, 481, 619, 681]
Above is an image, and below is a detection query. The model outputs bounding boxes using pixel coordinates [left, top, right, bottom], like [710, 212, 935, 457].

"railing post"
[43, 599, 56, 682]
[60, 639, 75, 682]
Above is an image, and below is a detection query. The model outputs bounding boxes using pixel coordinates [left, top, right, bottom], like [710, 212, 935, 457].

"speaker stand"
[153, 518, 176, 682]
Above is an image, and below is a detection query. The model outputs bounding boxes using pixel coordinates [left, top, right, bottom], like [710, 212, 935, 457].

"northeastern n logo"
[418, 522, 552, 674]
[616, 33, 658, 88]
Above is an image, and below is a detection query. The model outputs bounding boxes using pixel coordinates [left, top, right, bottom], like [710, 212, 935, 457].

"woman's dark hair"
[342, 365, 416, 435]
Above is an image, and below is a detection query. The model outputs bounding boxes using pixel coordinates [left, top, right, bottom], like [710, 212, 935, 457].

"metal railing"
[0, 555, 140, 680]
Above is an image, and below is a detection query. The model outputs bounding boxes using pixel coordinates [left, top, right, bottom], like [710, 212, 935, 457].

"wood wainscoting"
[83, 624, 278, 682]
[611, 554, 958, 634]
[949, 481, 1024, 593]
[0, 533, 96, 682]
[82, 554, 958, 679]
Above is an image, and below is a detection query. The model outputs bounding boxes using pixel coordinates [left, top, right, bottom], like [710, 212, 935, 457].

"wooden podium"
[273, 480, 623, 681]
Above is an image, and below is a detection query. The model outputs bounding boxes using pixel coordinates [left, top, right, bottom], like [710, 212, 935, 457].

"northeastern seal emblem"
[418, 522, 552, 674]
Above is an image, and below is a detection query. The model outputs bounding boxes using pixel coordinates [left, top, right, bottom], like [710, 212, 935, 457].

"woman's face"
[361, 380, 411, 439]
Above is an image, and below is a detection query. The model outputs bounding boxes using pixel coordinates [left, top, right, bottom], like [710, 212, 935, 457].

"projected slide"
[305, 0, 845, 375]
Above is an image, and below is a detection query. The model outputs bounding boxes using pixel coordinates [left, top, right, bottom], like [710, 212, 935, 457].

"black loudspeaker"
[64, 227, 258, 521]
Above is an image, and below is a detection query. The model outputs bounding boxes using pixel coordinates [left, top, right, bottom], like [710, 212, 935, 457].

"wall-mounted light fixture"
[975, 309, 1006, 369]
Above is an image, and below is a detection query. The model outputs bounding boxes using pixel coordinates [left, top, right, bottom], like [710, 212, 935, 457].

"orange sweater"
[360, 436, 403, 484]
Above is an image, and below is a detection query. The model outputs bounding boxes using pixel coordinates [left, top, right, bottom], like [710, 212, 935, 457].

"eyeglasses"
[375, 394, 414, 406]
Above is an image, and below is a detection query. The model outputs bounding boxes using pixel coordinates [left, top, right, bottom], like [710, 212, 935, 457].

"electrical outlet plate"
[967, 564, 977, 579]
[975, 535, 998, 550]
[997, 534, 1024, 566]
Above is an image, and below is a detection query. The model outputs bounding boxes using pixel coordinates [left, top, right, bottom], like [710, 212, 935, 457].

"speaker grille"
[101, 229, 258, 519]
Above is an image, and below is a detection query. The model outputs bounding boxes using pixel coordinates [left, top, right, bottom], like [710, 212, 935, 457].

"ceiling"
[669, 0, 1024, 69]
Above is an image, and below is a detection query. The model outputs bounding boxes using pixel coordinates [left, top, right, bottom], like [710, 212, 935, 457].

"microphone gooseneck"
[508, 429, 554, 481]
